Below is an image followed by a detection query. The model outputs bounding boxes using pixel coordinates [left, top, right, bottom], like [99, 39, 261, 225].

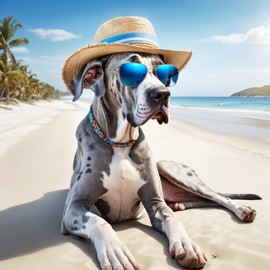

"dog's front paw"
[165, 219, 207, 269]
[92, 224, 140, 270]
[169, 238, 207, 269]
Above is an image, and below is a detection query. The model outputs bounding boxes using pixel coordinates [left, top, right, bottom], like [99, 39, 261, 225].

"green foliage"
[0, 16, 29, 63]
[231, 85, 270, 97]
[0, 16, 62, 103]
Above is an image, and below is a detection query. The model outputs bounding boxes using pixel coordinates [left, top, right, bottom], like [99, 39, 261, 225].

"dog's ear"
[83, 64, 106, 99]
[68, 58, 107, 101]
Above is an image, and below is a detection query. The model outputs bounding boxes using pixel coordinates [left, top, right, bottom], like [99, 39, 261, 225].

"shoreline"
[170, 106, 270, 144]
[171, 105, 270, 117]
[1, 99, 269, 157]
[0, 99, 270, 270]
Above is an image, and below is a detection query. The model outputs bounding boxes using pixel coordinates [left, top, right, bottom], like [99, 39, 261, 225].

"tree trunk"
[0, 88, 6, 99]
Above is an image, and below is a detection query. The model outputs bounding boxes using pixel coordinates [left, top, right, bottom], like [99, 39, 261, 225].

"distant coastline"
[231, 85, 270, 97]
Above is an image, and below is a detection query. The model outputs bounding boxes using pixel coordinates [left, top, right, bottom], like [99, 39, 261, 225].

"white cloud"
[20, 54, 67, 65]
[245, 25, 270, 44]
[29, 28, 80, 42]
[11, 47, 29, 53]
[206, 33, 245, 44]
[203, 25, 270, 44]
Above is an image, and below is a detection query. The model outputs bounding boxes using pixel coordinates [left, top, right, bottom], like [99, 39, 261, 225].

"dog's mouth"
[128, 105, 170, 127]
[151, 106, 169, 125]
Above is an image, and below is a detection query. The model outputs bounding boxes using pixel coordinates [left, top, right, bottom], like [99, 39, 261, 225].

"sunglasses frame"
[106, 63, 179, 87]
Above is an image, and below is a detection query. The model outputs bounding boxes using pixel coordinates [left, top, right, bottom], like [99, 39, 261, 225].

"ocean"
[169, 97, 270, 143]
[170, 97, 270, 112]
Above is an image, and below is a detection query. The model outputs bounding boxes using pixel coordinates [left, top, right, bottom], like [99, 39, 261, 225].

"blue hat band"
[98, 32, 159, 47]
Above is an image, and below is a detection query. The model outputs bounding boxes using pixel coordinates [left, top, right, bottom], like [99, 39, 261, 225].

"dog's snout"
[149, 88, 171, 104]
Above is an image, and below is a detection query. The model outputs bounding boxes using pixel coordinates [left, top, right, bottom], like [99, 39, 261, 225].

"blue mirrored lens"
[155, 65, 179, 87]
[119, 63, 147, 86]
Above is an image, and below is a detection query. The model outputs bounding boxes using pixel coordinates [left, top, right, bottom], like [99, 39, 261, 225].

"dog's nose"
[149, 88, 171, 104]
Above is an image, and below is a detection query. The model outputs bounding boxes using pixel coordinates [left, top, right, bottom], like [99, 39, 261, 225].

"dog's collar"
[88, 106, 136, 148]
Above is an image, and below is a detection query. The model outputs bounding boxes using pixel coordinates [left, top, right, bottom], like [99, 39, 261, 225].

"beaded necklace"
[88, 106, 136, 148]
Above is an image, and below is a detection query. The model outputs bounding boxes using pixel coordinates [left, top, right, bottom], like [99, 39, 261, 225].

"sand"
[0, 99, 270, 270]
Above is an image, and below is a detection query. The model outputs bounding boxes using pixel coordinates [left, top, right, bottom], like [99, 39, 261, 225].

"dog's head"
[69, 53, 173, 127]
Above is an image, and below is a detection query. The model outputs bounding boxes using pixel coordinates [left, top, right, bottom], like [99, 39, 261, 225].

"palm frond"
[9, 37, 29, 47]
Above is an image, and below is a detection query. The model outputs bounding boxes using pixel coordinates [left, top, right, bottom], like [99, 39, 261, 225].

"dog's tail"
[218, 193, 262, 200]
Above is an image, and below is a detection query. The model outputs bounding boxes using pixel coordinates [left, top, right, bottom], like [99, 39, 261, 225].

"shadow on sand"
[0, 189, 178, 268]
[0, 190, 95, 262]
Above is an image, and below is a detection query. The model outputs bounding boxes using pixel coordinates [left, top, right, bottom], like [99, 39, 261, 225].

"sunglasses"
[106, 63, 179, 87]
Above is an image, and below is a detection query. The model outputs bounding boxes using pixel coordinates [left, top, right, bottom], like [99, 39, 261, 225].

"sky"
[1, 0, 270, 96]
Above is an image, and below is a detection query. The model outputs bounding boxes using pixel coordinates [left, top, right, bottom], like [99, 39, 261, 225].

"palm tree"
[0, 54, 27, 101]
[0, 16, 29, 63]
[0, 16, 62, 103]
[16, 64, 37, 100]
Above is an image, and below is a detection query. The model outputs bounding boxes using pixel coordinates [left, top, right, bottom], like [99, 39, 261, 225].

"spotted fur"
[62, 53, 259, 270]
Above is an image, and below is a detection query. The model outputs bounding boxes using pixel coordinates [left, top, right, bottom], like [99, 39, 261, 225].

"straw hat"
[62, 16, 192, 90]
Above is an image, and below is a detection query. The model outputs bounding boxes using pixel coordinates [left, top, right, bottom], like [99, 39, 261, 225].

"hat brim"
[62, 43, 192, 91]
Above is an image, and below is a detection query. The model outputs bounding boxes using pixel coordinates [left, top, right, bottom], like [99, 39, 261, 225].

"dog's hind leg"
[157, 160, 260, 222]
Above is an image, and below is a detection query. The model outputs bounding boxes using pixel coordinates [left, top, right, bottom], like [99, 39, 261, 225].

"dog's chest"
[99, 148, 145, 222]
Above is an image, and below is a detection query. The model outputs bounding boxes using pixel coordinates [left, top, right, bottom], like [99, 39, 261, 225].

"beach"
[171, 106, 270, 144]
[0, 99, 270, 270]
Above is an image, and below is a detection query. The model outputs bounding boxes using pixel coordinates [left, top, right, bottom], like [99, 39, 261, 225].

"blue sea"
[169, 97, 270, 143]
[170, 97, 270, 112]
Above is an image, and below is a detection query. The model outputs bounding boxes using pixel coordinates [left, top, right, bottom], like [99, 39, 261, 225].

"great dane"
[62, 52, 260, 270]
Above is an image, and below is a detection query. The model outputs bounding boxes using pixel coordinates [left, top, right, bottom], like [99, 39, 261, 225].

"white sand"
[0, 100, 269, 270]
